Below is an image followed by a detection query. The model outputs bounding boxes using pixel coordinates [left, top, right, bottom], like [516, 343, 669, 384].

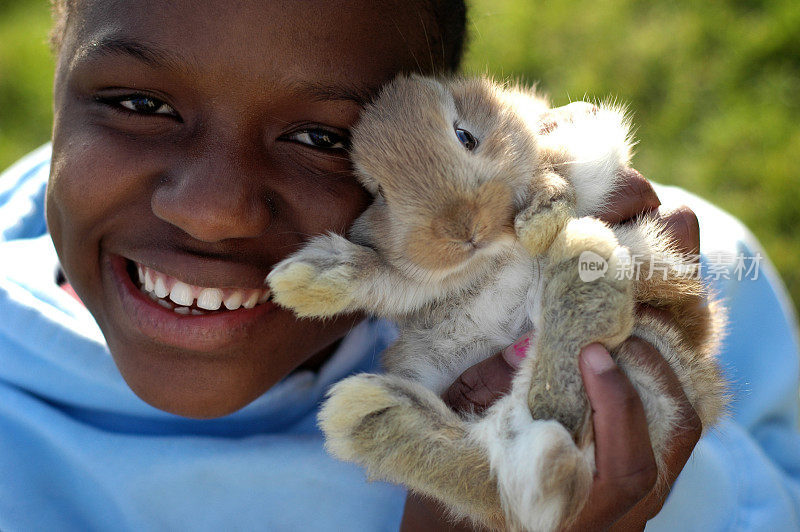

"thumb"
[442, 331, 534, 414]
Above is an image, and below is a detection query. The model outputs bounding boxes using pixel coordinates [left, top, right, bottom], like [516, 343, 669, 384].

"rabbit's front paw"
[515, 199, 571, 257]
[267, 236, 357, 317]
[514, 176, 575, 256]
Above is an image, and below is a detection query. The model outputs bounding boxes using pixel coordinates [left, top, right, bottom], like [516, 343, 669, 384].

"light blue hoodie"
[1, 145, 798, 531]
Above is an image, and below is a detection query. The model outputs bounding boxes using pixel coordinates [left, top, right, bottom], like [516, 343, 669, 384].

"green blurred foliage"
[0, 0, 798, 312]
[0, 0, 54, 169]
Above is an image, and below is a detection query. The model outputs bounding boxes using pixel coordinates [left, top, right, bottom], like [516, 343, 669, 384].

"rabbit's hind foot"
[544, 216, 635, 348]
[319, 373, 505, 530]
[526, 217, 635, 441]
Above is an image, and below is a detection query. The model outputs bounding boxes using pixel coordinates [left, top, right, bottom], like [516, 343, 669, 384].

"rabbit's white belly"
[384, 251, 545, 394]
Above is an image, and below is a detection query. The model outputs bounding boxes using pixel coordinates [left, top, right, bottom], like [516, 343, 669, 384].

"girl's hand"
[401, 167, 703, 531]
[564, 339, 702, 531]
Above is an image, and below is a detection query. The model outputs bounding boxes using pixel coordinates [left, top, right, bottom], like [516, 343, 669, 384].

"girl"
[1, 1, 798, 530]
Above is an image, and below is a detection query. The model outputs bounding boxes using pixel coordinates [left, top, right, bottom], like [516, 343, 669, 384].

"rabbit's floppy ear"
[350, 74, 457, 198]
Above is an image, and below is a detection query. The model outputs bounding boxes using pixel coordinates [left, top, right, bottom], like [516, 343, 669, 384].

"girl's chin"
[112, 342, 279, 418]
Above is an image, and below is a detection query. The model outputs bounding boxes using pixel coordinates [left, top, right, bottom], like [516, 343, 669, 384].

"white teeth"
[223, 291, 243, 310]
[154, 276, 169, 298]
[144, 270, 155, 292]
[169, 281, 194, 306]
[134, 262, 271, 312]
[197, 288, 223, 310]
[242, 291, 259, 309]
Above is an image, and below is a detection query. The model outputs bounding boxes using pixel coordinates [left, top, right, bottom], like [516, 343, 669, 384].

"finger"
[598, 168, 661, 224]
[579, 344, 658, 519]
[612, 336, 702, 522]
[619, 335, 703, 460]
[442, 352, 515, 415]
[442, 332, 533, 414]
[657, 205, 700, 256]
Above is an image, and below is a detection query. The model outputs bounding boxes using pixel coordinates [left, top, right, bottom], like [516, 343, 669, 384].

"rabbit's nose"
[434, 203, 480, 242]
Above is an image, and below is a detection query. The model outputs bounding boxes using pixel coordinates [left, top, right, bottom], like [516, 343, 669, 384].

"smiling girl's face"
[46, 0, 445, 417]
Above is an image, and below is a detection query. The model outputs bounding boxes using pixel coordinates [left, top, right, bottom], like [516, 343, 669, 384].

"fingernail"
[581, 343, 614, 373]
[502, 331, 535, 368]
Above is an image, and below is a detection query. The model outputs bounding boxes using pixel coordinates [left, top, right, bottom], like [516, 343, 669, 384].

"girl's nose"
[150, 143, 272, 243]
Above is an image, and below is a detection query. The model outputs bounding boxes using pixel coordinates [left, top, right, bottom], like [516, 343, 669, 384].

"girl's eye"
[120, 97, 175, 115]
[101, 95, 178, 117]
[455, 127, 478, 151]
[289, 129, 349, 150]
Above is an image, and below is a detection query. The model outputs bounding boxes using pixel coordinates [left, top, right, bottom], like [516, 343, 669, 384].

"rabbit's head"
[351, 75, 546, 278]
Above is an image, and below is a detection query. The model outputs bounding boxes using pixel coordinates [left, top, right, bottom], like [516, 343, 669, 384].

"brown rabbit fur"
[266, 74, 727, 531]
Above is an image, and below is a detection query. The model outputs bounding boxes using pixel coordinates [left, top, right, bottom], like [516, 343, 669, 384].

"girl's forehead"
[65, 0, 439, 88]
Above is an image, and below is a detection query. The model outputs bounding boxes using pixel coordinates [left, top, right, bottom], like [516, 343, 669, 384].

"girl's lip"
[107, 253, 277, 352]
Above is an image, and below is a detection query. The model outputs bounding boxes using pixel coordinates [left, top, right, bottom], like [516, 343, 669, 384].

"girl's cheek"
[49, 134, 154, 230]
[268, 156, 372, 238]
[294, 184, 371, 234]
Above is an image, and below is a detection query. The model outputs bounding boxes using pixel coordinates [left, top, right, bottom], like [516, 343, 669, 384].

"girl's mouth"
[108, 254, 279, 352]
[125, 259, 271, 315]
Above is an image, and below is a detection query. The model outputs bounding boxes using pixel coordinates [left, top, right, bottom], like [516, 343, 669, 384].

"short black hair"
[49, 0, 468, 71]
[49, 0, 70, 53]
[424, 0, 469, 71]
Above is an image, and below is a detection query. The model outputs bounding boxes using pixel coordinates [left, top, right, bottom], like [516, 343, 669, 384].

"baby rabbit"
[266, 74, 727, 531]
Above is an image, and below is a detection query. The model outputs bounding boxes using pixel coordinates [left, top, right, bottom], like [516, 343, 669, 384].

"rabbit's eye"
[455, 128, 478, 151]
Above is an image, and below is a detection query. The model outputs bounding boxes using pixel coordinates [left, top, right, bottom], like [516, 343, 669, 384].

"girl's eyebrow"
[294, 82, 376, 106]
[73, 37, 187, 72]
